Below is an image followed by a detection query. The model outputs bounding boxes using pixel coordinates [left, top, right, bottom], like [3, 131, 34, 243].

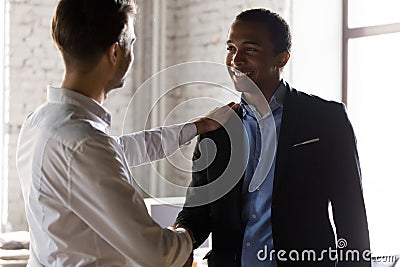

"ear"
[108, 42, 119, 66]
[276, 51, 290, 68]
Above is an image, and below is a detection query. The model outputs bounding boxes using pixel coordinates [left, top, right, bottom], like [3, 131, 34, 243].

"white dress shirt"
[16, 86, 196, 267]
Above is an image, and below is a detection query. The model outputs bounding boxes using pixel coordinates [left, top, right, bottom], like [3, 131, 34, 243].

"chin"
[232, 76, 256, 93]
[112, 81, 125, 90]
[116, 82, 124, 89]
[233, 83, 249, 93]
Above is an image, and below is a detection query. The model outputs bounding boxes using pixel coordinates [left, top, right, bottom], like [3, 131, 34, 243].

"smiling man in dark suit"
[175, 8, 370, 267]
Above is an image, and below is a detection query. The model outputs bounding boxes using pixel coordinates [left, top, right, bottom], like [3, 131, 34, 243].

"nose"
[231, 50, 245, 67]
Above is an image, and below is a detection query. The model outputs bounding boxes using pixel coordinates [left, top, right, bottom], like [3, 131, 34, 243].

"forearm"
[175, 138, 212, 248]
[69, 137, 193, 266]
[118, 103, 237, 167]
[175, 206, 211, 249]
[118, 123, 197, 167]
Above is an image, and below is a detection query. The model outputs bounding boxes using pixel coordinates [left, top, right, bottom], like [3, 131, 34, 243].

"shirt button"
[258, 157, 262, 162]
[256, 187, 260, 191]
[252, 214, 257, 219]
[246, 242, 251, 247]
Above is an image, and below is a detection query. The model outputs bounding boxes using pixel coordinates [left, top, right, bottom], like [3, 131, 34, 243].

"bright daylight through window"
[345, 0, 400, 256]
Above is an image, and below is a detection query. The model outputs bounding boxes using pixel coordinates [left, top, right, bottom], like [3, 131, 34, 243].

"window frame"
[341, 0, 400, 104]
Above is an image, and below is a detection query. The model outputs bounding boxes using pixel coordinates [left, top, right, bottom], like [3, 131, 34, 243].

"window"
[348, 0, 400, 28]
[343, 0, 400, 255]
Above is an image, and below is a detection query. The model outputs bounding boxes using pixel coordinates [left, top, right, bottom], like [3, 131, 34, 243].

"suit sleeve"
[175, 136, 212, 249]
[328, 103, 371, 266]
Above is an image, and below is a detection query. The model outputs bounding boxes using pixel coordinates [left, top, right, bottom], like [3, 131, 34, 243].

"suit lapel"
[228, 88, 302, 227]
[273, 84, 301, 196]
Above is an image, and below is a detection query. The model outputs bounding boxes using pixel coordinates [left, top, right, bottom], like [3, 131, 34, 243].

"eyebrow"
[226, 40, 261, 46]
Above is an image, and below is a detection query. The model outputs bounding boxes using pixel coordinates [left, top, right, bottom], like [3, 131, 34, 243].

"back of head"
[52, 0, 137, 69]
[235, 8, 291, 55]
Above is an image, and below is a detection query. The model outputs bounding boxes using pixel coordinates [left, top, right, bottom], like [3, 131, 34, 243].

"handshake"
[169, 225, 196, 267]
[164, 104, 241, 267]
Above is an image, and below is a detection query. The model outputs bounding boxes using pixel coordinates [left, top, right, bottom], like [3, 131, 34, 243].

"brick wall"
[7, 0, 62, 230]
[5, 0, 291, 230]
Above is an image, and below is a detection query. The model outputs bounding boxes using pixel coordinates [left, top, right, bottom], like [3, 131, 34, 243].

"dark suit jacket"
[176, 84, 370, 267]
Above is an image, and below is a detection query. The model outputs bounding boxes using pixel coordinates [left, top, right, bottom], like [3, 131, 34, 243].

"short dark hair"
[236, 8, 291, 54]
[52, 0, 137, 68]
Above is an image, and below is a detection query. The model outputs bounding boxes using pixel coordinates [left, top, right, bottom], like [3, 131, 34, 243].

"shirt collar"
[240, 80, 286, 119]
[47, 86, 112, 126]
[269, 80, 286, 110]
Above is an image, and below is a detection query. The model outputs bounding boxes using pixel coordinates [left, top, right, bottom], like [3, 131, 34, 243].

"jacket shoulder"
[294, 88, 343, 106]
[290, 87, 346, 114]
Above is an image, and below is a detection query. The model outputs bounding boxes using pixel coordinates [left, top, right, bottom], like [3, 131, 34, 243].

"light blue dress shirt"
[240, 81, 286, 267]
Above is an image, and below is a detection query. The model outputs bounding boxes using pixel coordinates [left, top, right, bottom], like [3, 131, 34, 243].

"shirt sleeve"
[68, 135, 192, 267]
[117, 122, 197, 167]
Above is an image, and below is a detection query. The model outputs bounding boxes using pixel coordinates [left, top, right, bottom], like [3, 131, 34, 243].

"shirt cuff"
[175, 227, 194, 243]
[179, 122, 197, 146]
[170, 227, 193, 266]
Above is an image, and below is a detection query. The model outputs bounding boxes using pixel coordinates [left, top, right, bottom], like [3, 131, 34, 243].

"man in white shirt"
[16, 0, 237, 266]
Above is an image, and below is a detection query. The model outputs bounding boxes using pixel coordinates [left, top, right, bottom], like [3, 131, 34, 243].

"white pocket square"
[292, 138, 320, 147]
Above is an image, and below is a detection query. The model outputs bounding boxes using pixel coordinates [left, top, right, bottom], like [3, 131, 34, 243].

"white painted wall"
[290, 0, 342, 102]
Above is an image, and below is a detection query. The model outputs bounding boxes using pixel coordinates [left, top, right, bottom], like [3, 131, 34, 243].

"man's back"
[17, 87, 138, 266]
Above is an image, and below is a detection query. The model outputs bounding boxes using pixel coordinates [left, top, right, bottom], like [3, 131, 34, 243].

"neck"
[61, 69, 107, 104]
[243, 78, 281, 116]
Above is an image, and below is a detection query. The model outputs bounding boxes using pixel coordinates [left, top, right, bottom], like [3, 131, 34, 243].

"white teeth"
[232, 69, 252, 77]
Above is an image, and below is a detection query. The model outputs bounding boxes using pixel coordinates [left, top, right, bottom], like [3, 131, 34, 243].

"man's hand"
[168, 225, 195, 267]
[194, 102, 239, 135]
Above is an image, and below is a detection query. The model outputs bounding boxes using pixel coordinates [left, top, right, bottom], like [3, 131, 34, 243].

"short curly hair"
[235, 8, 291, 54]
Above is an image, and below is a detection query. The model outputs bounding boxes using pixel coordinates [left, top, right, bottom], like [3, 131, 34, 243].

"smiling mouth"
[231, 68, 253, 77]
